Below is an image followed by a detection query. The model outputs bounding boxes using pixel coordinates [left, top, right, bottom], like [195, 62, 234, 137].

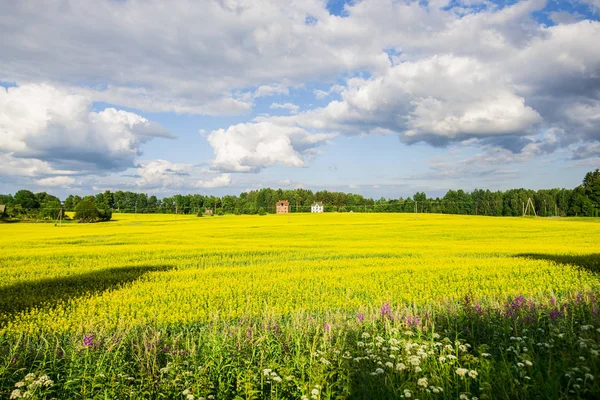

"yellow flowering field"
[1, 213, 599, 335]
[1, 213, 599, 399]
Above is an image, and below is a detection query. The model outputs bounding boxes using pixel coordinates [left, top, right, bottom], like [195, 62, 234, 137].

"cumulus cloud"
[0, 84, 173, 173]
[0, 0, 391, 115]
[207, 122, 336, 172]
[254, 17, 600, 159]
[294, 55, 541, 145]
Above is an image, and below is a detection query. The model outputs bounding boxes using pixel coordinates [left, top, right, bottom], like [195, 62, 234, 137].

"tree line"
[1, 169, 599, 220]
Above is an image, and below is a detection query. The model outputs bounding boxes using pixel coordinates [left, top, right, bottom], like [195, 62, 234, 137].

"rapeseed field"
[1, 213, 599, 399]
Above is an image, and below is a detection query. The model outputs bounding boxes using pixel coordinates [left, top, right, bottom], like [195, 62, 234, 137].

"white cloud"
[270, 102, 300, 114]
[313, 84, 344, 100]
[35, 176, 76, 187]
[207, 121, 336, 172]
[136, 159, 190, 189]
[0, 0, 391, 115]
[254, 84, 290, 98]
[135, 159, 232, 190]
[0, 84, 173, 173]
[583, 0, 600, 12]
[293, 55, 541, 144]
[194, 173, 232, 189]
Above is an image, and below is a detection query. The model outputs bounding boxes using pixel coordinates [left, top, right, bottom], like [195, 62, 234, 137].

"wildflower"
[447, 354, 457, 360]
[362, 333, 371, 339]
[481, 353, 491, 357]
[396, 363, 407, 371]
[438, 356, 446, 362]
[524, 360, 533, 367]
[262, 369, 272, 376]
[272, 376, 282, 383]
[456, 368, 468, 377]
[385, 362, 394, 368]
[14, 382, 25, 388]
[409, 356, 421, 366]
[404, 331, 414, 336]
[357, 341, 365, 347]
[417, 378, 428, 388]
[403, 389, 412, 398]
[301, 397, 309, 400]
[469, 370, 478, 378]
[375, 368, 384, 374]
[414, 366, 422, 372]
[183, 389, 190, 395]
[460, 394, 469, 400]
[10, 390, 21, 399]
[187, 395, 195, 400]
[585, 373, 594, 380]
[312, 388, 319, 396]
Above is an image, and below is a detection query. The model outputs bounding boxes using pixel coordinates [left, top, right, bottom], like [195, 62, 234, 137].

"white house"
[311, 202, 324, 213]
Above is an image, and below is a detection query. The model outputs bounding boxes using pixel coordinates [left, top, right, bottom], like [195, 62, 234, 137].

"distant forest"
[1, 169, 599, 219]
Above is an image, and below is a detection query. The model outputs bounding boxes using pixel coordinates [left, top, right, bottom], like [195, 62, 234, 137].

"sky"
[0, 0, 599, 200]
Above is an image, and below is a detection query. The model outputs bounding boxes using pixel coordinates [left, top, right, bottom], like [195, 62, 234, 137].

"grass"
[0, 213, 599, 399]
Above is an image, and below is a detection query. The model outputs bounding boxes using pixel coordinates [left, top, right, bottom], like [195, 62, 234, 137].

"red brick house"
[276, 200, 289, 214]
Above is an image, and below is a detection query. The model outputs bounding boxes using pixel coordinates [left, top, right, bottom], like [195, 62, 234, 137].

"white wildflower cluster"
[352, 330, 473, 395]
[308, 384, 322, 399]
[262, 368, 283, 383]
[182, 389, 195, 400]
[455, 368, 478, 379]
[10, 373, 53, 399]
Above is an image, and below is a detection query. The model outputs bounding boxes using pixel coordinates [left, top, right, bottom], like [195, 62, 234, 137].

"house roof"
[312, 202, 323, 206]
[0, 205, 5, 213]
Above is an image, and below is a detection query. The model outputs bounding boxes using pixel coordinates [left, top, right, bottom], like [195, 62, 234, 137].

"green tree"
[74, 200, 100, 222]
[583, 169, 600, 207]
[14, 190, 40, 209]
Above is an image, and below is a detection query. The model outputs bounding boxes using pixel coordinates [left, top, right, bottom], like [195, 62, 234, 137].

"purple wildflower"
[380, 302, 392, 318]
[549, 309, 562, 321]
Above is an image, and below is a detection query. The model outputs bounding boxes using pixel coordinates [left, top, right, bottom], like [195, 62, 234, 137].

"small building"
[311, 202, 324, 213]
[204, 209, 213, 215]
[0, 205, 5, 217]
[276, 200, 289, 214]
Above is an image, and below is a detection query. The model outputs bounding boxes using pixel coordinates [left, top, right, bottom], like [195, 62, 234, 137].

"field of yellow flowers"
[1, 213, 599, 399]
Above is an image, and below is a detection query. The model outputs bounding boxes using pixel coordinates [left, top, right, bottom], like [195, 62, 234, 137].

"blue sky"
[0, 0, 599, 200]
